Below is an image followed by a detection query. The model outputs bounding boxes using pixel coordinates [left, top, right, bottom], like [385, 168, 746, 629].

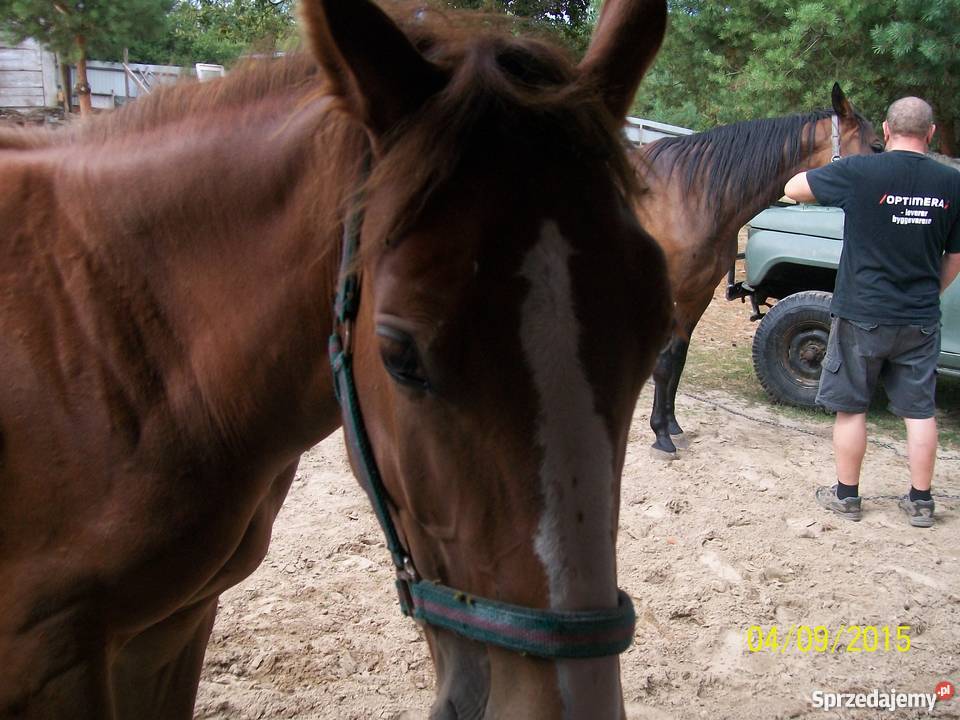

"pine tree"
[0, 0, 172, 114]
[629, 0, 958, 155]
[871, 0, 960, 154]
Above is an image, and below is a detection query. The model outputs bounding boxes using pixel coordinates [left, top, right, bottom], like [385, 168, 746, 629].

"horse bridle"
[831, 113, 842, 162]
[327, 167, 637, 660]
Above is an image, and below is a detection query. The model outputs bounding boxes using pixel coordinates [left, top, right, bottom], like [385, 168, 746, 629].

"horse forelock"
[359, 19, 637, 257]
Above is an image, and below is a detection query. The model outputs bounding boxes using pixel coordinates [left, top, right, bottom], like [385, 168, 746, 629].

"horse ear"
[578, 0, 667, 120]
[300, 0, 447, 137]
[832, 82, 855, 119]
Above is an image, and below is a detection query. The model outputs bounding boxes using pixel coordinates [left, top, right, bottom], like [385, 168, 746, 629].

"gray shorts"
[817, 316, 940, 419]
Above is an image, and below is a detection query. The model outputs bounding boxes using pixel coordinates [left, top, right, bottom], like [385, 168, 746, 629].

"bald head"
[885, 97, 934, 139]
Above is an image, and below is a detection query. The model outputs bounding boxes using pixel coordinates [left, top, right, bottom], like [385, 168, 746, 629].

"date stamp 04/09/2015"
[745, 624, 913, 654]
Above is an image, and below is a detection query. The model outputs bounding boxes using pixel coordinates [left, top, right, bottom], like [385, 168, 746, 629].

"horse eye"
[376, 325, 430, 391]
[871, 141, 885, 153]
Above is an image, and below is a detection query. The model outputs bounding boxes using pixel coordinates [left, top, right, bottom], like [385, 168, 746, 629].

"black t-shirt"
[807, 150, 960, 323]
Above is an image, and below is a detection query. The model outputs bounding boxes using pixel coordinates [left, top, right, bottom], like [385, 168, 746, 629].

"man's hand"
[941, 252, 960, 293]
[784, 172, 816, 203]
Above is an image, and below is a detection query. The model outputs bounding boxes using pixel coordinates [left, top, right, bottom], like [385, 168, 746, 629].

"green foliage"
[127, 0, 297, 66]
[870, 0, 960, 154]
[136, 0, 595, 67]
[133, 0, 592, 67]
[630, 0, 958, 153]
[441, 0, 600, 55]
[0, 0, 172, 60]
[633, 1, 889, 130]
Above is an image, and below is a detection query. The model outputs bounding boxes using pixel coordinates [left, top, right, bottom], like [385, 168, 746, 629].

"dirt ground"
[195, 288, 960, 720]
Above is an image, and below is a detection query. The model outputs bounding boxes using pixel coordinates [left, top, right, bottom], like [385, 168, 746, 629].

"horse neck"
[644, 117, 822, 237]
[720, 165, 805, 237]
[62, 102, 358, 459]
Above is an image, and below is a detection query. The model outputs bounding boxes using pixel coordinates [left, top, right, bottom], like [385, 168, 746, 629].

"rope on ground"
[677, 390, 960, 501]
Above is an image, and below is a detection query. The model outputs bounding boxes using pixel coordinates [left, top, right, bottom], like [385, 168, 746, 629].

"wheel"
[751, 290, 833, 409]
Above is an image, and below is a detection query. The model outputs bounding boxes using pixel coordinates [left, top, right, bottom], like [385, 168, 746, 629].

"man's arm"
[941, 252, 960, 293]
[784, 171, 816, 203]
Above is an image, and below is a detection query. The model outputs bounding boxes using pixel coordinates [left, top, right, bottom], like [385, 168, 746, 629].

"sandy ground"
[195, 290, 960, 720]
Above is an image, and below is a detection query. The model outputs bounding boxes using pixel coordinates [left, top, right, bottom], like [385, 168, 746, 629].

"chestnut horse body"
[632, 85, 882, 457]
[0, 0, 671, 717]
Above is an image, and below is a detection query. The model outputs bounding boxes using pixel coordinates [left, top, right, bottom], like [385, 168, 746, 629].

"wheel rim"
[782, 322, 828, 386]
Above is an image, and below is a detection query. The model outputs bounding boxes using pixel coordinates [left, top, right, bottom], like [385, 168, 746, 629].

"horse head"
[807, 82, 884, 166]
[303, 0, 671, 716]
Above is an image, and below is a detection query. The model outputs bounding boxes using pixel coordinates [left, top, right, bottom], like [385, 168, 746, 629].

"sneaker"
[898, 495, 935, 528]
[815, 484, 862, 521]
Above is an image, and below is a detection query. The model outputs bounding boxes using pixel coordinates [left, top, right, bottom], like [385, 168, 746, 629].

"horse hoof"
[670, 432, 690, 450]
[649, 446, 678, 461]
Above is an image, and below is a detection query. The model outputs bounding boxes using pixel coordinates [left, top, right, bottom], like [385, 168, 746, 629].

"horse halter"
[327, 167, 637, 660]
[831, 113, 842, 162]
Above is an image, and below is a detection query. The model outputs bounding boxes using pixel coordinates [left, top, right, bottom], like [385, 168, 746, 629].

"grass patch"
[682, 337, 960, 452]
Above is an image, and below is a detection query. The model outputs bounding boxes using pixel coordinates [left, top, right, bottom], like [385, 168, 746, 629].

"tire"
[752, 290, 833, 409]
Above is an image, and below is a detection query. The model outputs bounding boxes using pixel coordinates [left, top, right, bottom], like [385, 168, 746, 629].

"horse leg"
[650, 337, 680, 459]
[661, 289, 715, 451]
[111, 597, 218, 720]
[0, 606, 114, 719]
[10, 662, 114, 720]
[663, 337, 691, 448]
[110, 462, 299, 719]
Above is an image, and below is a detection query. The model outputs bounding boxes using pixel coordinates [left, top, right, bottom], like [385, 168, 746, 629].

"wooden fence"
[0, 38, 59, 109]
[1, 37, 225, 112]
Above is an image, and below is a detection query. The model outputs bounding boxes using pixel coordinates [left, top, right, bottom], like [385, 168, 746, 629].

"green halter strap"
[328, 162, 637, 659]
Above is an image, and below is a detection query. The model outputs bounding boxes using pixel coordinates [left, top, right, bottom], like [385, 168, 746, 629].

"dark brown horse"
[0, 0, 672, 717]
[631, 85, 882, 457]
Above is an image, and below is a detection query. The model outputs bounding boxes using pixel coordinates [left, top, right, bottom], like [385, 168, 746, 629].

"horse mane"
[0, 54, 326, 154]
[1, 3, 634, 241]
[642, 108, 871, 219]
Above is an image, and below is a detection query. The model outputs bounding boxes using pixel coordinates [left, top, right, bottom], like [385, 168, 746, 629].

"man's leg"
[883, 322, 938, 527]
[814, 317, 875, 521]
[904, 416, 937, 491]
[815, 410, 866, 520]
[899, 416, 937, 527]
[834, 411, 868, 487]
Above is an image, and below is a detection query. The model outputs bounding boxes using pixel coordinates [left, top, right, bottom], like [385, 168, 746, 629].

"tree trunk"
[75, 35, 93, 116]
[58, 54, 72, 114]
[939, 115, 956, 157]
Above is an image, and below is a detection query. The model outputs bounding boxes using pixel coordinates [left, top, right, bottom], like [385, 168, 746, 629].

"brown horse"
[0, 0, 672, 717]
[632, 84, 882, 457]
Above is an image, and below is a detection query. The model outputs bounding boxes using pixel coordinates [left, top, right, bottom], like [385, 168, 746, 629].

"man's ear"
[928, 124, 937, 146]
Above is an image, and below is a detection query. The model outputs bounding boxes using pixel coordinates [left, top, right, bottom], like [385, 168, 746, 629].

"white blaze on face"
[518, 220, 621, 718]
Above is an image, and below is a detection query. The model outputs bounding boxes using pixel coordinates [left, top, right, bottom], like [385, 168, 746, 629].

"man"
[784, 96, 960, 528]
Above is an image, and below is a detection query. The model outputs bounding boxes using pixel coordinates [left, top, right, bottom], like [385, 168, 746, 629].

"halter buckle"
[831, 113, 842, 162]
[395, 556, 418, 616]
